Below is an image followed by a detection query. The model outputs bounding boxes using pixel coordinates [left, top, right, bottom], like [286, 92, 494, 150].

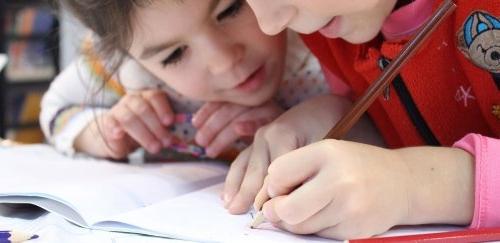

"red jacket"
[302, 0, 499, 148]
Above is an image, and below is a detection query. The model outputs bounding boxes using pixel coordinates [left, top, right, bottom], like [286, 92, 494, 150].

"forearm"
[395, 146, 474, 225]
[41, 57, 121, 153]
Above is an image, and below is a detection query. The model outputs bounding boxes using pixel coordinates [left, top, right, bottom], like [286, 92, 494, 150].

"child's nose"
[206, 39, 244, 75]
[248, 1, 294, 36]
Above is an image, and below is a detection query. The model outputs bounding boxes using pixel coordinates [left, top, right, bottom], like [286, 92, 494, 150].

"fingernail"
[224, 193, 232, 203]
[191, 115, 199, 127]
[195, 134, 206, 146]
[224, 194, 233, 208]
[149, 142, 161, 153]
[205, 148, 216, 158]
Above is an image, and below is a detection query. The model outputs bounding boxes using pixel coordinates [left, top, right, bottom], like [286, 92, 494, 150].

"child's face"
[128, 0, 286, 106]
[246, 0, 397, 43]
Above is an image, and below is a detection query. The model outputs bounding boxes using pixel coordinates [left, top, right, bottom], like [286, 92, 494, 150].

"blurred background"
[0, 0, 85, 143]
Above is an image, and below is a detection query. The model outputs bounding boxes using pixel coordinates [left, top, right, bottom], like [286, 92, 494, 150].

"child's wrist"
[394, 147, 475, 226]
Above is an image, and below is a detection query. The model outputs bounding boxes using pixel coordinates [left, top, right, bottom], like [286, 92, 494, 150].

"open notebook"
[0, 145, 330, 242]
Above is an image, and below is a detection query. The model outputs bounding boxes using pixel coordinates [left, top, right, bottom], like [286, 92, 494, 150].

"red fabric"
[301, 0, 499, 148]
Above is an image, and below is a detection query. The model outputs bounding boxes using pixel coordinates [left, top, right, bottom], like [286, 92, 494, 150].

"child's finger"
[126, 95, 172, 147]
[266, 144, 323, 198]
[233, 103, 282, 136]
[253, 177, 270, 211]
[195, 104, 247, 147]
[274, 198, 344, 236]
[272, 169, 332, 225]
[141, 90, 174, 126]
[99, 117, 135, 159]
[105, 134, 136, 160]
[234, 121, 259, 136]
[192, 102, 223, 128]
[101, 114, 124, 140]
[205, 124, 241, 158]
[114, 104, 162, 154]
[261, 195, 286, 223]
[227, 137, 269, 214]
[223, 147, 252, 207]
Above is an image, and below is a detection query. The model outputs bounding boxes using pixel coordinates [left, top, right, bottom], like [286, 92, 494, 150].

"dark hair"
[51, 0, 155, 157]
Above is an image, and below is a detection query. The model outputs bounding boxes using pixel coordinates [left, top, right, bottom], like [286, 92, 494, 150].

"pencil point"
[249, 211, 265, 229]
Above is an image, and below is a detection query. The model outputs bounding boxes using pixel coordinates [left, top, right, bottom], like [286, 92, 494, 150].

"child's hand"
[258, 140, 408, 239]
[75, 89, 175, 159]
[192, 100, 283, 158]
[258, 140, 474, 240]
[223, 95, 352, 213]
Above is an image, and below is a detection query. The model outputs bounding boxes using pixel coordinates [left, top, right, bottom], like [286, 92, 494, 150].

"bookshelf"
[0, 0, 59, 141]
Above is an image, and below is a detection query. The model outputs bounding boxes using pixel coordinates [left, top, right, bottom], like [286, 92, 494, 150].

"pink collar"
[382, 0, 436, 41]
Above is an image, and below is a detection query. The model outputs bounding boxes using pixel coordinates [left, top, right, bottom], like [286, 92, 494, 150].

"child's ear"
[456, 30, 470, 59]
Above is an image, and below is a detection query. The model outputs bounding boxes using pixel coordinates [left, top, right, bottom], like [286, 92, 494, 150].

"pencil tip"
[249, 211, 265, 229]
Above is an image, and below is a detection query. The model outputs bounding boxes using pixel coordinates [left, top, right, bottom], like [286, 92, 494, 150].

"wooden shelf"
[5, 33, 52, 41]
[5, 121, 41, 130]
[5, 80, 52, 92]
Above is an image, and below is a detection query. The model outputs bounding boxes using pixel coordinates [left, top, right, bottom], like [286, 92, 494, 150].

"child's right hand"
[256, 140, 474, 240]
[75, 89, 175, 159]
[223, 95, 353, 213]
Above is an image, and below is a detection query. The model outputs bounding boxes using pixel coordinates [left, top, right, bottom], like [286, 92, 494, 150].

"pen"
[250, 0, 457, 229]
[346, 227, 500, 243]
[0, 230, 39, 243]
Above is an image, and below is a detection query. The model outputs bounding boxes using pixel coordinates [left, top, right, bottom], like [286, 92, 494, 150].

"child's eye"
[216, 0, 244, 21]
[161, 46, 187, 67]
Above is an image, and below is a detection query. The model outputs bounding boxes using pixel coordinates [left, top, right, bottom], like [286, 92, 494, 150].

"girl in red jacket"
[224, 0, 500, 239]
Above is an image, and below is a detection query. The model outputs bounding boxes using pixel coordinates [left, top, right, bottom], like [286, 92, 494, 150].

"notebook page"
[101, 184, 330, 243]
[0, 145, 227, 225]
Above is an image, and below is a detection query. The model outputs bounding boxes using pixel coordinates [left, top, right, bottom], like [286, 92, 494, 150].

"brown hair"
[52, 0, 151, 72]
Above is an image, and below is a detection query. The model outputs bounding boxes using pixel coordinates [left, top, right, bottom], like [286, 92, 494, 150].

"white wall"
[59, 9, 87, 68]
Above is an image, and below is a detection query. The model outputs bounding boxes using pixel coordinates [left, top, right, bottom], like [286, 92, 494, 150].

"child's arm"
[454, 134, 500, 229]
[40, 57, 121, 155]
[40, 55, 175, 159]
[257, 140, 475, 240]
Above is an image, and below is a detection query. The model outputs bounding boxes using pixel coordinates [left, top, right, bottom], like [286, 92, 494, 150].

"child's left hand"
[192, 100, 283, 158]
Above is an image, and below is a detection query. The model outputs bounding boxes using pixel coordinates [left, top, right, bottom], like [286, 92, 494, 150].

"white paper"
[0, 145, 227, 227]
[0, 145, 465, 243]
